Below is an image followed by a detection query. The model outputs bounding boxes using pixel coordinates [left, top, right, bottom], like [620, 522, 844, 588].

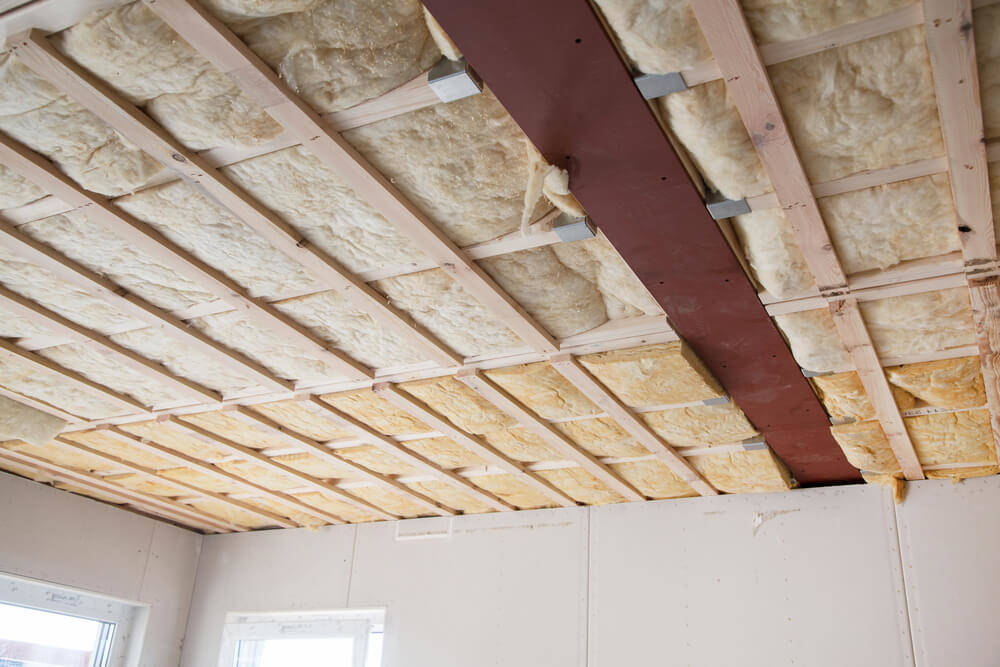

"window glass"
[0, 601, 114, 667]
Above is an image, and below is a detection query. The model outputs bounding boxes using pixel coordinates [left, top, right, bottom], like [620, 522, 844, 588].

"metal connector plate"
[634, 72, 687, 99]
[553, 214, 596, 243]
[705, 195, 751, 220]
[428, 57, 483, 102]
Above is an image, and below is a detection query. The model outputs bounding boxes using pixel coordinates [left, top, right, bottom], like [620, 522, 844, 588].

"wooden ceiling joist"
[100, 426, 348, 526]
[0, 284, 219, 405]
[0, 385, 84, 423]
[225, 406, 458, 517]
[160, 416, 398, 521]
[0, 446, 243, 532]
[7, 30, 462, 370]
[455, 369, 644, 501]
[690, 0, 924, 480]
[294, 399, 516, 512]
[922, 0, 1000, 461]
[548, 354, 718, 496]
[372, 382, 578, 508]
[0, 217, 291, 394]
[51, 435, 299, 528]
[144, 0, 560, 355]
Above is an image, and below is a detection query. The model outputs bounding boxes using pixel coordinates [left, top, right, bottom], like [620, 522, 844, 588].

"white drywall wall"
[0, 471, 201, 666]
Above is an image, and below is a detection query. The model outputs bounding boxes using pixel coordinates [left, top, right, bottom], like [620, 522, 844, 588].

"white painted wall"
[181, 479, 1000, 667]
[0, 471, 202, 666]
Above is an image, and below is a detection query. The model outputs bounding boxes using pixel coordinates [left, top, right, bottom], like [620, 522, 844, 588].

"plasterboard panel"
[180, 524, 357, 666]
[138, 522, 201, 667]
[896, 477, 1000, 667]
[348, 508, 589, 667]
[588, 486, 913, 667]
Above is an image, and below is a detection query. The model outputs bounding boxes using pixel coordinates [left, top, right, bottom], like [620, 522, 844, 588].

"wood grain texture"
[967, 277, 1000, 461]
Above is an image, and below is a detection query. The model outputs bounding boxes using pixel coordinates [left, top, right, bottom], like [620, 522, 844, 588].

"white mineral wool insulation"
[22, 212, 216, 312]
[216, 0, 440, 114]
[423, 6, 461, 61]
[0, 164, 45, 209]
[37, 342, 187, 407]
[115, 180, 320, 300]
[595, 0, 907, 74]
[0, 53, 162, 197]
[659, 81, 772, 200]
[767, 27, 943, 184]
[551, 233, 662, 316]
[375, 269, 523, 357]
[0, 395, 65, 446]
[0, 246, 145, 335]
[190, 310, 342, 381]
[344, 90, 552, 246]
[274, 291, 423, 368]
[53, 2, 282, 152]
[109, 326, 258, 394]
[975, 5, 1000, 139]
[0, 351, 127, 419]
[223, 146, 428, 273]
[775, 288, 976, 372]
[0, 308, 51, 339]
[735, 174, 960, 298]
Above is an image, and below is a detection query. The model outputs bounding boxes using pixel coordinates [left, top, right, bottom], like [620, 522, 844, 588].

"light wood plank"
[455, 369, 644, 500]
[53, 435, 299, 527]
[548, 354, 718, 496]
[0, 284, 219, 404]
[295, 399, 516, 512]
[229, 406, 457, 517]
[373, 382, 577, 507]
[144, 0, 559, 354]
[0, 385, 84, 423]
[0, 446, 243, 531]
[828, 299, 924, 479]
[9, 30, 462, 370]
[967, 277, 1000, 461]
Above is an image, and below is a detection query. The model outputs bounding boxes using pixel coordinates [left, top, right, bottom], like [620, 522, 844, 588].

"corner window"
[220, 610, 384, 667]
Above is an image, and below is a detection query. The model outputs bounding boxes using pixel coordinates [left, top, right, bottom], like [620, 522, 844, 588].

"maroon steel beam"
[423, 0, 859, 484]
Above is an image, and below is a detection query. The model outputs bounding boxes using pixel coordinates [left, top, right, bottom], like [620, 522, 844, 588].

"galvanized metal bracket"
[702, 395, 730, 406]
[802, 368, 833, 378]
[428, 57, 483, 102]
[634, 71, 687, 99]
[741, 436, 768, 451]
[553, 214, 596, 243]
[705, 193, 751, 220]
[830, 416, 856, 426]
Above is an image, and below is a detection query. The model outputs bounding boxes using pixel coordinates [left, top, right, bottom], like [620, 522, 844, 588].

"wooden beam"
[0, 284, 219, 405]
[829, 299, 924, 479]
[0, 129, 371, 383]
[0, 337, 147, 415]
[548, 354, 718, 496]
[680, 4, 925, 86]
[455, 369, 644, 500]
[144, 0, 559, 355]
[8, 31, 462, 370]
[968, 278, 1000, 462]
[0, 446, 243, 531]
[0, 218, 290, 394]
[690, 0, 846, 295]
[0, 385, 83, 423]
[280, 400, 516, 512]
[101, 425, 348, 526]
[372, 382, 577, 508]
[52, 436, 298, 527]
[228, 406, 457, 517]
[161, 417, 398, 521]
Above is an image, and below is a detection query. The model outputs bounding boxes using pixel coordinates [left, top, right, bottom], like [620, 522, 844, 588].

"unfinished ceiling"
[0, 0, 994, 532]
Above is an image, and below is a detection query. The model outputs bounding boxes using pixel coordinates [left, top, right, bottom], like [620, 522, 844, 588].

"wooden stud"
[0, 284, 219, 404]
[161, 417, 399, 521]
[0, 385, 84, 423]
[455, 369, 645, 500]
[968, 277, 1000, 461]
[372, 382, 577, 507]
[9, 31, 462, 370]
[278, 400, 516, 512]
[52, 436, 299, 527]
[828, 299, 924, 480]
[548, 354, 718, 496]
[144, 0, 559, 354]
[0, 446, 243, 531]
[101, 426, 348, 526]
[227, 406, 458, 517]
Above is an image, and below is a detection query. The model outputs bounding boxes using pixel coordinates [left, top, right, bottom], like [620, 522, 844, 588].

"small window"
[220, 610, 385, 667]
[0, 574, 143, 667]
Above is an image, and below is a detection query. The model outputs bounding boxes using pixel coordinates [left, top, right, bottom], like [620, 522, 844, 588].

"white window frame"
[218, 608, 385, 667]
[0, 572, 148, 667]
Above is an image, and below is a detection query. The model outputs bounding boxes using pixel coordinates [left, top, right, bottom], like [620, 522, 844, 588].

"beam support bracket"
[633, 71, 687, 99]
[553, 214, 596, 243]
[705, 194, 751, 220]
[428, 57, 483, 102]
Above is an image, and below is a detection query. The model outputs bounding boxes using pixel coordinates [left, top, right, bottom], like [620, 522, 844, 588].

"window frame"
[219, 609, 385, 667]
[0, 572, 147, 667]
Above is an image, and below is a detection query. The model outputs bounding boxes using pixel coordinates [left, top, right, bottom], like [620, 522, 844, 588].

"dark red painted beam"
[423, 0, 859, 484]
